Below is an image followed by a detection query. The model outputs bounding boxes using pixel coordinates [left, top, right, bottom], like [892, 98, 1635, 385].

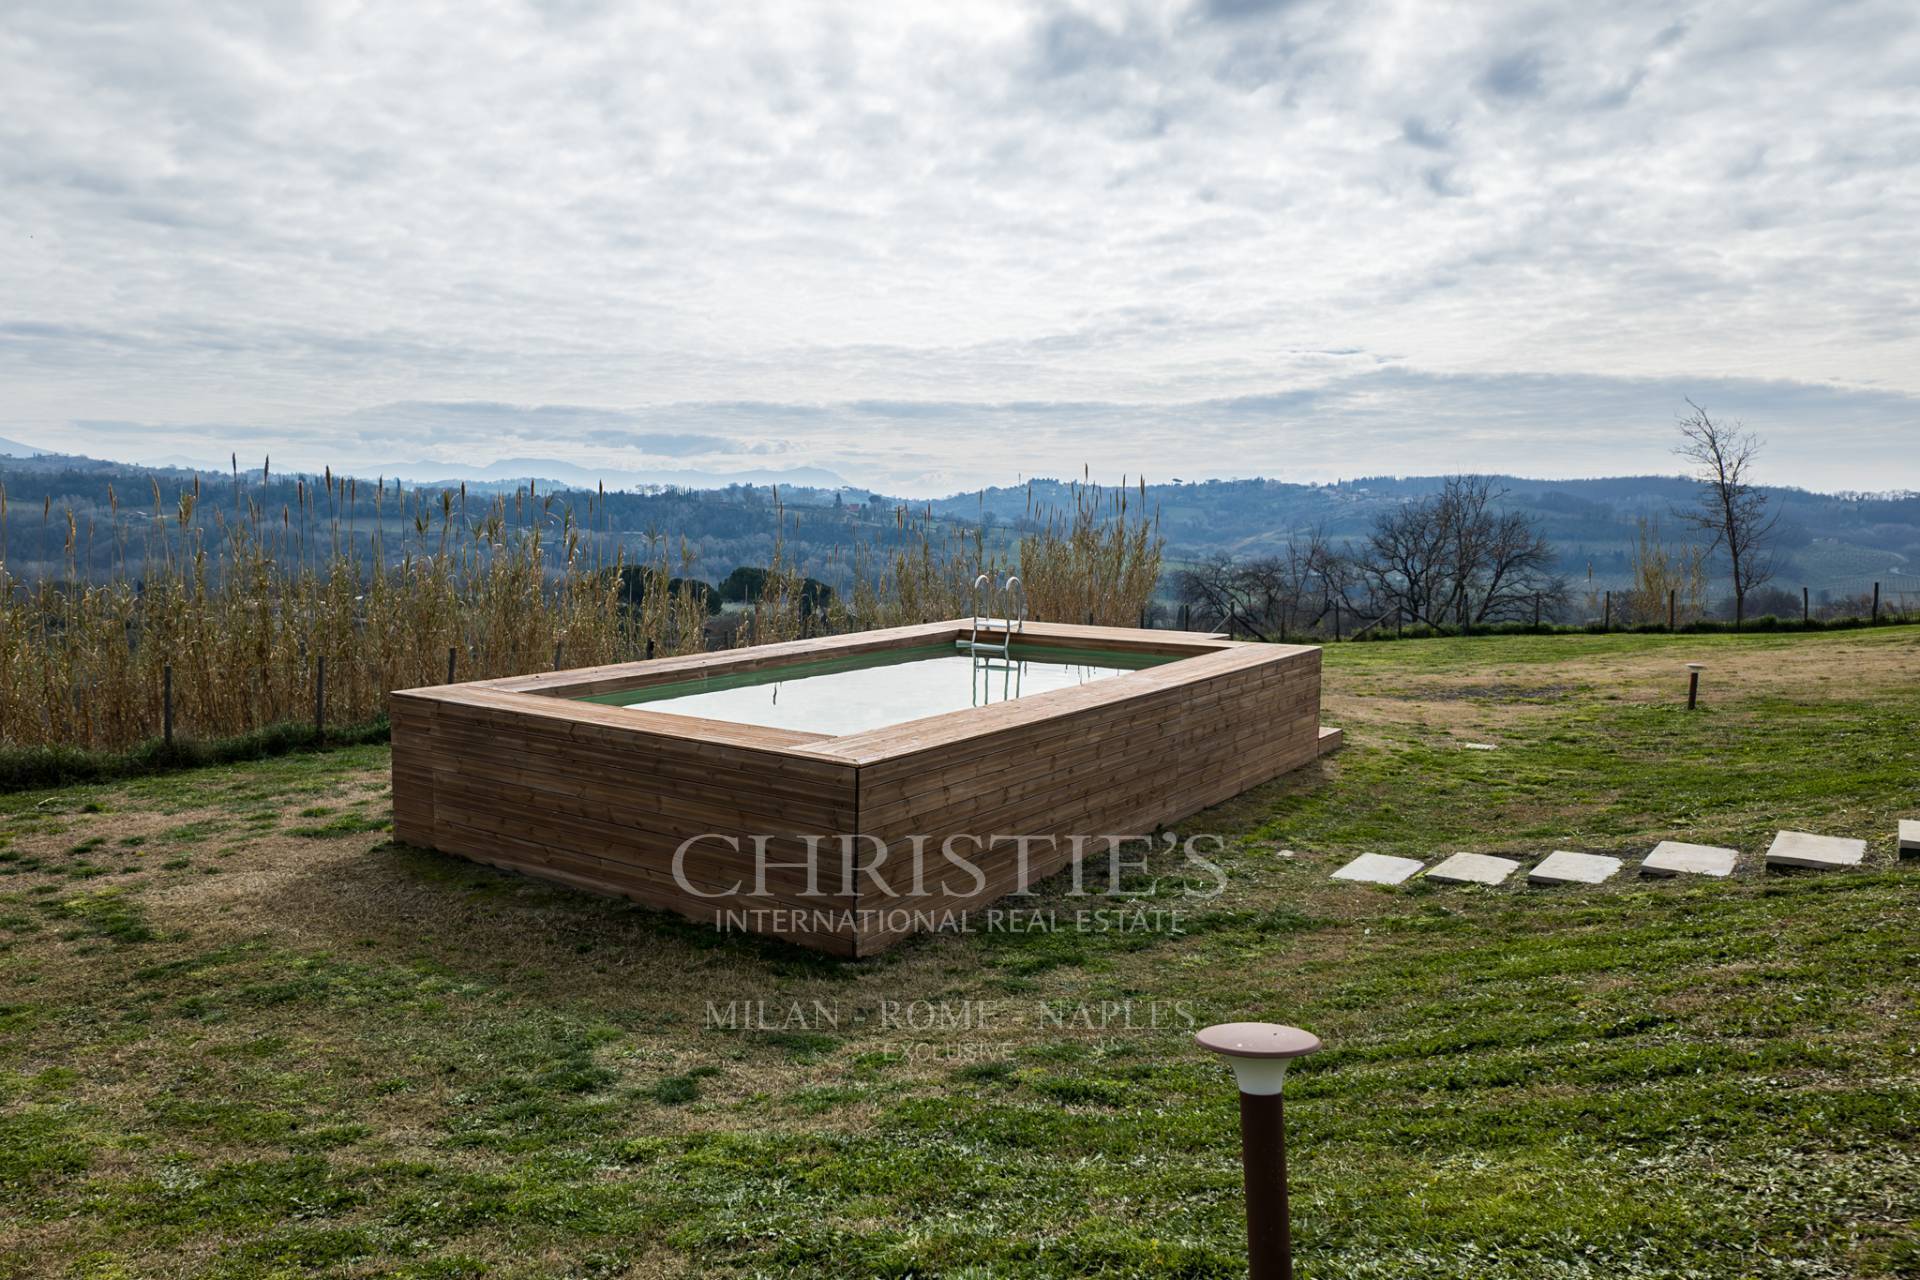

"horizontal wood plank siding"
[388, 621, 1329, 957]
[389, 684, 861, 951]
[849, 645, 1321, 954]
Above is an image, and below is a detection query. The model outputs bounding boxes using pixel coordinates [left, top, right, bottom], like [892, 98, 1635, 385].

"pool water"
[580, 643, 1173, 737]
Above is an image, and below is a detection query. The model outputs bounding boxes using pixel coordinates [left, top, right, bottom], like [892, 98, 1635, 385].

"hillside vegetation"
[939, 473, 1920, 606]
[8, 453, 1920, 606]
[2, 627, 1916, 1277]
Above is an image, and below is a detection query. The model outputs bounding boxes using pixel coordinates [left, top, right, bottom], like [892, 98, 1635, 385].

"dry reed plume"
[1, 470, 1162, 752]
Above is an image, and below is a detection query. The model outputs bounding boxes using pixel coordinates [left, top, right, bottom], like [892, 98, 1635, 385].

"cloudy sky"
[3, 0, 1917, 494]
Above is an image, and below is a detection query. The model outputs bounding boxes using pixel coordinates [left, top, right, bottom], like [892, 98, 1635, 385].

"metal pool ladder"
[959, 573, 1026, 657]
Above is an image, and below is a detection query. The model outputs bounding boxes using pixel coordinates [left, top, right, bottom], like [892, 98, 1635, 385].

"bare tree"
[1174, 528, 1353, 640]
[1355, 476, 1564, 628]
[1238, 527, 1349, 638]
[1358, 493, 1451, 626]
[1672, 400, 1777, 627]
[1173, 553, 1254, 638]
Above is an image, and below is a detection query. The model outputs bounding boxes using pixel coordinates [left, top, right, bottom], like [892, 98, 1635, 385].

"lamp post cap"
[1686, 662, 1706, 670]
[1195, 1022, 1321, 1060]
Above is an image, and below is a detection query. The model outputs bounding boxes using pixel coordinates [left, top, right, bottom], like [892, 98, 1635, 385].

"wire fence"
[1157, 580, 1917, 643]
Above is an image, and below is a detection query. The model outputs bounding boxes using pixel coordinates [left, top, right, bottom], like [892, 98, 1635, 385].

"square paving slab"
[1528, 850, 1622, 885]
[1330, 853, 1424, 885]
[1766, 830, 1867, 870]
[1641, 841, 1737, 878]
[1425, 852, 1520, 886]
[1900, 820, 1918, 856]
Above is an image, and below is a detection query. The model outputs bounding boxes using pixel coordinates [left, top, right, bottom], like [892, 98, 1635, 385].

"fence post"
[1533, 594, 1541, 628]
[553, 640, 563, 670]
[1669, 588, 1677, 631]
[446, 646, 457, 685]
[1873, 582, 1881, 621]
[646, 637, 655, 660]
[1603, 591, 1611, 632]
[163, 664, 173, 746]
[1802, 586, 1809, 625]
[313, 656, 326, 739]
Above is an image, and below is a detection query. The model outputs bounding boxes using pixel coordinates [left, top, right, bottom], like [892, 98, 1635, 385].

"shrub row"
[1344, 612, 1917, 643]
[0, 718, 390, 793]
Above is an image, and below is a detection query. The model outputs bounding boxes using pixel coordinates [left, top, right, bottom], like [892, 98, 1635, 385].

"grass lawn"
[2, 627, 1917, 1278]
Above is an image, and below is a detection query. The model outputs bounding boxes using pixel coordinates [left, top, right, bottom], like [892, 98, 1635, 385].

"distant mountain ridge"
[373, 457, 850, 491]
[0, 444, 848, 493]
[4, 447, 1915, 601]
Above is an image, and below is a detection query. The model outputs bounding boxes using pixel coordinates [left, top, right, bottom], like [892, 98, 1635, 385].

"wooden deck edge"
[814, 643, 1318, 765]
[407, 619, 1248, 702]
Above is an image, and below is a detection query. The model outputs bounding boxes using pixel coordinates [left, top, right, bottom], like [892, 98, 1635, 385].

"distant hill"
[0, 446, 848, 494]
[927, 474, 1920, 605]
[4, 448, 1916, 606]
[0, 450, 928, 591]
[374, 457, 849, 491]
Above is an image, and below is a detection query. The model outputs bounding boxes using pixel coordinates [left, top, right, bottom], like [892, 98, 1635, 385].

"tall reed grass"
[838, 476, 1162, 628]
[0, 470, 1162, 752]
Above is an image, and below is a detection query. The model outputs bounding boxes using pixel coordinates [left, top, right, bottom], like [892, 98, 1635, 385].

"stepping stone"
[1642, 841, 1737, 878]
[1425, 852, 1519, 886]
[1528, 850, 1622, 885]
[1766, 830, 1866, 871]
[1331, 853, 1423, 885]
[1900, 820, 1919, 857]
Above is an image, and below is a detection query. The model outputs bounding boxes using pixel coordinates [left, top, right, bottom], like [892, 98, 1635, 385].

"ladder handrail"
[963, 573, 1024, 655]
[969, 573, 993, 653]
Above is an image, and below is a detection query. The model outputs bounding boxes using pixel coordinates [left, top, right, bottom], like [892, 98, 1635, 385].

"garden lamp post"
[1196, 1022, 1322, 1280]
[1687, 662, 1704, 710]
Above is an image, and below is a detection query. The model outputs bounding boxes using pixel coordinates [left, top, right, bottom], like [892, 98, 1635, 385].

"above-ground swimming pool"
[579, 643, 1174, 736]
[391, 620, 1336, 955]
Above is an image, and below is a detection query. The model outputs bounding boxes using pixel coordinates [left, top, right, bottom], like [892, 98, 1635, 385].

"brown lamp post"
[1196, 1022, 1322, 1280]
[1686, 662, 1704, 710]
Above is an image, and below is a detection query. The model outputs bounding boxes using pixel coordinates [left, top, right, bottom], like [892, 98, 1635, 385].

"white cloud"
[3, 0, 1917, 492]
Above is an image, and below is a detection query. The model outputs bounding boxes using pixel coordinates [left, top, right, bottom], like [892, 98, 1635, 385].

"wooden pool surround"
[390, 621, 1338, 956]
